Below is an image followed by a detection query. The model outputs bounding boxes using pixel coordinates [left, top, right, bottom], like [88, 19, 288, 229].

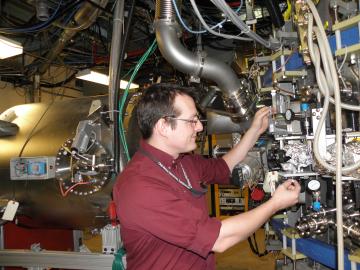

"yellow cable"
[283, 0, 292, 21]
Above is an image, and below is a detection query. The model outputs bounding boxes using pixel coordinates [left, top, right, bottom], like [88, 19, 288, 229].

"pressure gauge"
[308, 179, 320, 191]
[284, 109, 295, 123]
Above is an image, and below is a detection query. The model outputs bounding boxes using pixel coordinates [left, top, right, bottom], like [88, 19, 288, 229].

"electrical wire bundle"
[179, 0, 283, 50]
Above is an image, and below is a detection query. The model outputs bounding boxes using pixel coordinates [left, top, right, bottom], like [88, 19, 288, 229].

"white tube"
[310, 35, 360, 172]
[282, 234, 287, 250]
[306, 16, 360, 112]
[306, 2, 344, 269]
[308, 19, 360, 172]
[291, 238, 296, 256]
[315, 27, 334, 95]
[335, 30, 342, 50]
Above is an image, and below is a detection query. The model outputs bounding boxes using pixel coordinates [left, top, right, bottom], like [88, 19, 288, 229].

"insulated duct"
[37, 0, 108, 75]
[154, 0, 256, 120]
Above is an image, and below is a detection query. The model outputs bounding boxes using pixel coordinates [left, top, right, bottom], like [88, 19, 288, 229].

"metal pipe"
[206, 109, 252, 134]
[199, 86, 218, 111]
[154, 0, 256, 119]
[343, 223, 360, 238]
[108, 0, 125, 173]
[36, 0, 49, 21]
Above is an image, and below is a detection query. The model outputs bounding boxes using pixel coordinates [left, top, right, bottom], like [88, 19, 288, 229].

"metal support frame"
[272, 219, 360, 270]
[281, 228, 307, 270]
[0, 249, 114, 270]
[349, 249, 360, 270]
[73, 230, 84, 252]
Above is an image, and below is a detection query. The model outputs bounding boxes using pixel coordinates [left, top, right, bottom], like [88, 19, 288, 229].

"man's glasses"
[164, 114, 205, 127]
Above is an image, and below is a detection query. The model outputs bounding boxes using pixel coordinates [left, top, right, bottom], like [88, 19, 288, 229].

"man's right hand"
[271, 179, 301, 211]
[213, 178, 301, 253]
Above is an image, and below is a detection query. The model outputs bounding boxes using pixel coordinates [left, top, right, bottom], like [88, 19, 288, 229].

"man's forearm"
[212, 198, 277, 253]
[212, 179, 300, 253]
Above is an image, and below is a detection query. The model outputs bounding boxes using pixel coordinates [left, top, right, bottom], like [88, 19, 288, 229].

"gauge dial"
[308, 179, 320, 191]
[285, 109, 294, 122]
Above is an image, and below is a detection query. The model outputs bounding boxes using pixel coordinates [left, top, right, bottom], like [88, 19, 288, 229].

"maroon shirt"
[113, 140, 230, 270]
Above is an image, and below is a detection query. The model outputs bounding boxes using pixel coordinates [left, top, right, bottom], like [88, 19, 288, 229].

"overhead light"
[0, 36, 23, 59]
[76, 69, 139, 89]
[77, 70, 109, 85]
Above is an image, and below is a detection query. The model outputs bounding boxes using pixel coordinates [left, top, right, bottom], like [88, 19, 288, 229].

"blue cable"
[172, 0, 243, 34]
[25, 3, 81, 51]
[172, 0, 206, 34]
[23, 0, 63, 32]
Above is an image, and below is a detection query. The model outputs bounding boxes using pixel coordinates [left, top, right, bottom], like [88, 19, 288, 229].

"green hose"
[112, 248, 126, 270]
[118, 39, 158, 161]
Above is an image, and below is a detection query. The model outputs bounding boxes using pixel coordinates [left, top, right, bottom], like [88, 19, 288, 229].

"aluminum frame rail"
[0, 249, 114, 270]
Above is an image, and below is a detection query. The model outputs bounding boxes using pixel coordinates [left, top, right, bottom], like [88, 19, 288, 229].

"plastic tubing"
[306, 1, 344, 268]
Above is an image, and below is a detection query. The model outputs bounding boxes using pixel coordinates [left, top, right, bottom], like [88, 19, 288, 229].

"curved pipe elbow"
[155, 21, 240, 94]
[155, 18, 256, 119]
[155, 22, 199, 75]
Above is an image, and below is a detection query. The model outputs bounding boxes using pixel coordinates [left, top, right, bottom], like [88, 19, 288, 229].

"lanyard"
[139, 148, 208, 197]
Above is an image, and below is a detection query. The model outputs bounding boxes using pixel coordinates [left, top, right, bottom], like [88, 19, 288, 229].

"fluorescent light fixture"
[76, 69, 139, 89]
[77, 70, 109, 85]
[0, 36, 23, 59]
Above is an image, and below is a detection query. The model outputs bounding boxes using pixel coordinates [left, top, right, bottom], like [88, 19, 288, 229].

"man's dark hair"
[137, 83, 195, 139]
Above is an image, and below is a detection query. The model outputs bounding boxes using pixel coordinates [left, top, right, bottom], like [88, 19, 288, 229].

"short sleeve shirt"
[113, 140, 230, 270]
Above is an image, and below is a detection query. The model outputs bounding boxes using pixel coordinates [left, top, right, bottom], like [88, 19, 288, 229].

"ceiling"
[0, 0, 287, 94]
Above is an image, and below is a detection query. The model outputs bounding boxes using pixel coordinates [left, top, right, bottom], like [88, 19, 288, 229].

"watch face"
[308, 179, 320, 191]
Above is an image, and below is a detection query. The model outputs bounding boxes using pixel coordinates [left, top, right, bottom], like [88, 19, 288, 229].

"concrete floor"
[216, 229, 283, 270]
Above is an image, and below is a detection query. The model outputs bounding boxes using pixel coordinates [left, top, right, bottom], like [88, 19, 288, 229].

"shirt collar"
[139, 139, 184, 167]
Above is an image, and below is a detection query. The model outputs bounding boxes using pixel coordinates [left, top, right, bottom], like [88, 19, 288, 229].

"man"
[113, 83, 300, 270]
